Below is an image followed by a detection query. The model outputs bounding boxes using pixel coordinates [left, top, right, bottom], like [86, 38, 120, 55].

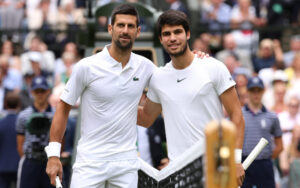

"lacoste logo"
[177, 78, 186, 83]
[133, 77, 139, 81]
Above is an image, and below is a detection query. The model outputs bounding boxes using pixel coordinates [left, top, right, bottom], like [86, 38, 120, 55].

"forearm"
[137, 106, 154, 128]
[272, 147, 282, 159]
[230, 112, 245, 149]
[49, 101, 71, 143]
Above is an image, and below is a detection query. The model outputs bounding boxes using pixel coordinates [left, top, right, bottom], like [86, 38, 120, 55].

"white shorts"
[70, 159, 140, 188]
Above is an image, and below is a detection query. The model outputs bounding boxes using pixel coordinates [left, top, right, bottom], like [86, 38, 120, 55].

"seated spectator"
[262, 70, 289, 112]
[278, 92, 300, 180]
[200, 0, 231, 34]
[254, 39, 284, 74]
[1, 40, 21, 72]
[285, 53, 300, 91]
[192, 36, 211, 54]
[165, 0, 189, 16]
[0, 55, 23, 93]
[230, 0, 264, 54]
[283, 35, 300, 68]
[21, 36, 55, 77]
[0, 0, 25, 42]
[215, 33, 253, 73]
[27, 0, 57, 31]
[54, 52, 76, 86]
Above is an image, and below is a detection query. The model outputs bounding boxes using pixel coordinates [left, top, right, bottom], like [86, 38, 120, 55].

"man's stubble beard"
[165, 40, 188, 57]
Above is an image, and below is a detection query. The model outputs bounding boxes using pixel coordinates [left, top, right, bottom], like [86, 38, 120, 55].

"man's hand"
[192, 50, 210, 59]
[46, 157, 63, 186]
[236, 163, 245, 186]
[158, 158, 169, 170]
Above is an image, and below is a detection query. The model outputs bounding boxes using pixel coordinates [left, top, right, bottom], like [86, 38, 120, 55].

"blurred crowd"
[0, 0, 299, 188]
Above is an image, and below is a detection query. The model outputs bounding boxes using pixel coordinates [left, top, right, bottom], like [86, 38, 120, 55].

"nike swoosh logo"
[177, 78, 186, 83]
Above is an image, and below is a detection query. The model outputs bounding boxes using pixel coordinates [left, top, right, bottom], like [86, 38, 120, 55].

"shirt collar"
[102, 44, 136, 70]
[244, 104, 267, 114]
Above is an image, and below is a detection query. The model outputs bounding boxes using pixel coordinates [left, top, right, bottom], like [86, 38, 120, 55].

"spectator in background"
[192, 36, 211, 54]
[1, 40, 21, 72]
[255, 39, 284, 80]
[233, 67, 250, 107]
[223, 52, 240, 75]
[215, 33, 253, 73]
[165, 0, 189, 16]
[16, 76, 55, 188]
[0, 92, 21, 188]
[230, 0, 263, 54]
[285, 53, 300, 92]
[26, 0, 58, 31]
[56, 0, 86, 42]
[0, 55, 23, 93]
[21, 36, 55, 77]
[242, 76, 283, 188]
[262, 70, 289, 112]
[54, 52, 75, 86]
[200, 0, 231, 34]
[283, 35, 300, 68]
[0, 0, 25, 42]
[19, 72, 35, 110]
[278, 92, 300, 185]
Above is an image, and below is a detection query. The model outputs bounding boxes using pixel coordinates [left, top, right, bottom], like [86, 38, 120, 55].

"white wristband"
[235, 149, 242, 163]
[45, 142, 61, 158]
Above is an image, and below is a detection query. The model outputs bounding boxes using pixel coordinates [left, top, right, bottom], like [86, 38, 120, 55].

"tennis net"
[138, 140, 205, 188]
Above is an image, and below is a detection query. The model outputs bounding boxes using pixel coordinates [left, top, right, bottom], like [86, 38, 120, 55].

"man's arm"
[16, 135, 24, 157]
[46, 100, 72, 186]
[220, 86, 245, 149]
[137, 98, 162, 128]
[220, 86, 245, 186]
[272, 136, 283, 159]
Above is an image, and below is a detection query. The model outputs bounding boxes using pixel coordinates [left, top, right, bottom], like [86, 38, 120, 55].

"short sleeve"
[147, 74, 160, 104]
[15, 113, 27, 135]
[272, 116, 283, 137]
[209, 58, 236, 95]
[60, 61, 87, 105]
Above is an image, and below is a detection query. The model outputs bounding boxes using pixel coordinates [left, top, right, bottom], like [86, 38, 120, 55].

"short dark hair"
[111, 4, 140, 26]
[4, 92, 20, 110]
[157, 10, 190, 37]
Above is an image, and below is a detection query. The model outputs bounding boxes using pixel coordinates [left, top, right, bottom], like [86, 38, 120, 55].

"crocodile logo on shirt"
[177, 78, 186, 83]
[133, 77, 139, 81]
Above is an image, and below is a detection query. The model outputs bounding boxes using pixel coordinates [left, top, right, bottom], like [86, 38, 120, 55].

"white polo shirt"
[147, 56, 235, 161]
[60, 45, 156, 162]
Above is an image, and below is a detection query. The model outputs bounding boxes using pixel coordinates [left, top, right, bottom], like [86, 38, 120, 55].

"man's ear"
[187, 31, 191, 40]
[136, 26, 141, 38]
[108, 24, 112, 35]
[159, 36, 163, 44]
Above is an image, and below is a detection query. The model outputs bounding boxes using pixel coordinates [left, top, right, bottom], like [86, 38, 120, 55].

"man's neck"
[171, 48, 195, 70]
[34, 102, 49, 112]
[108, 44, 132, 68]
[248, 102, 263, 113]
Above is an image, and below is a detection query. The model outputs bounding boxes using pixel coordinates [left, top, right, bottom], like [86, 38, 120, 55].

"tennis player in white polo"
[137, 10, 246, 186]
[45, 4, 155, 188]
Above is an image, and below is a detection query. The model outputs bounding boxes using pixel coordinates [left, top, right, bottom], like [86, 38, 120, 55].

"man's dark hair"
[111, 4, 140, 27]
[4, 92, 20, 110]
[157, 10, 190, 37]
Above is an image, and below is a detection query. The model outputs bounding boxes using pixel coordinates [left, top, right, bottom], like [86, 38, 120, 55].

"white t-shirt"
[278, 111, 300, 148]
[60, 45, 156, 162]
[147, 56, 235, 161]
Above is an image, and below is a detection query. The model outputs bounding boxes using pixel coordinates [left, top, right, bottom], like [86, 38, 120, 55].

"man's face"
[32, 89, 50, 104]
[108, 14, 140, 50]
[247, 87, 264, 106]
[159, 24, 190, 57]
